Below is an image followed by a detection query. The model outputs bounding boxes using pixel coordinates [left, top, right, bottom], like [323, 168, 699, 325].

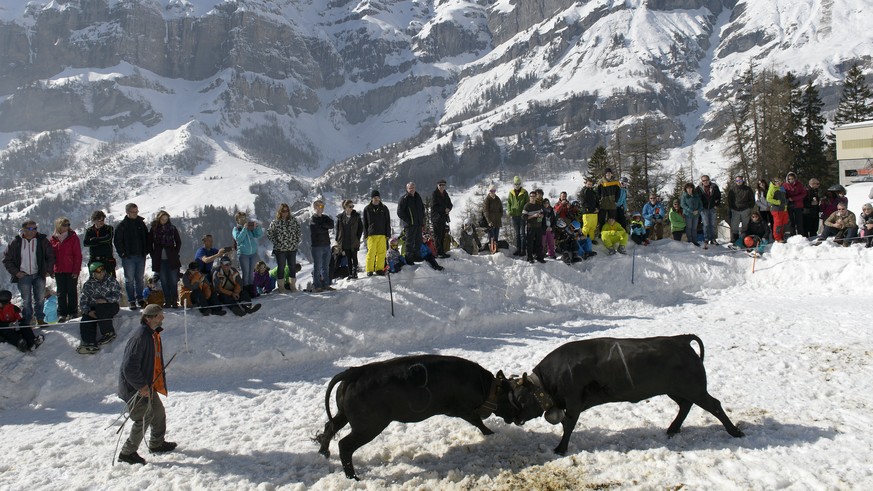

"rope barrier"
[2, 234, 867, 331]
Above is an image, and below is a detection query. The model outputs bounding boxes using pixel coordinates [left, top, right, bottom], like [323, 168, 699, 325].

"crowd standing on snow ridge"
[2, 170, 871, 354]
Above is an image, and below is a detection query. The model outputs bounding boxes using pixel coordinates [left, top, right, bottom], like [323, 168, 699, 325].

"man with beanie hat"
[507, 176, 529, 256]
[76, 261, 121, 354]
[362, 190, 391, 276]
[117, 304, 177, 465]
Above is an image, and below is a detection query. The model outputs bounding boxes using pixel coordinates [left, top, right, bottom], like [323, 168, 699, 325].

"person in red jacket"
[783, 172, 807, 238]
[50, 217, 83, 323]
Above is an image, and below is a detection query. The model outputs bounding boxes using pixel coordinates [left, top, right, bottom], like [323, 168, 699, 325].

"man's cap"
[371, 189, 380, 198]
[220, 256, 232, 264]
[142, 304, 163, 316]
[513, 176, 522, 185]
[89, 262, 104, 273]
[21, 218, 36, 228]
[437, 178, 447, 184]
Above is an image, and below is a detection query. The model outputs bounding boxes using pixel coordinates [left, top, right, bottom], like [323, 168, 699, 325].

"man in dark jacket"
[117, 304, 177, 465]
[431, 179, 453, 258]
[2, 218, 55, 326]
[696, 175, 722, 245]
[310, 199, 335, 291]
[83, 210, 116, 277]
[362, 190, 391, 276]
[335, 199, 364, 279]
[727, 175, 755, 243]
[114, 203, 150, 310]
[397, 182, 425, 264]
[803, 178, 822, 238]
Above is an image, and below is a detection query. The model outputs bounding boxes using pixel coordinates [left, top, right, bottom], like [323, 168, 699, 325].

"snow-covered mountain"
[0, 0, 870, 231]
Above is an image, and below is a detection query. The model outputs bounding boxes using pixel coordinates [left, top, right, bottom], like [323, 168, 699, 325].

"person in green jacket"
[668, 200, 687, 241]
[507, 176, 530, 256]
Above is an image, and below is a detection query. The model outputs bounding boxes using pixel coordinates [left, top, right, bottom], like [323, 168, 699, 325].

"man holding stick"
[117, 304, 177, 465]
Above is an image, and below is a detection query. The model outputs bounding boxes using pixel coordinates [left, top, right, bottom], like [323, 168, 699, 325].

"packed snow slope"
[1, 239, 872, 489]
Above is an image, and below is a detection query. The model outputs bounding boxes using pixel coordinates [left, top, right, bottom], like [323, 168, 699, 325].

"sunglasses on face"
[24, 227, 37, 231]
[315, 204, 324, 209]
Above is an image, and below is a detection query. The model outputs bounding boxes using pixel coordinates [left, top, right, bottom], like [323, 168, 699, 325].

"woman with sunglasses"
[50, 216, 83, 323]
[267, 203, 301, 292]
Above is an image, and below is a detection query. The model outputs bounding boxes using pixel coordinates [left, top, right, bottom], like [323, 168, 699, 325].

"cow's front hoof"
[553, 447, 567, 456]
[482, 428, 495, 436]
[730, 428, 745, 438]
[318, 448, 330, 458]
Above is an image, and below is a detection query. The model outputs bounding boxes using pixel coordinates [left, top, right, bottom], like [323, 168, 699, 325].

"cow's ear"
[521, 372, 529, 385]
[496, 370, 505, 380]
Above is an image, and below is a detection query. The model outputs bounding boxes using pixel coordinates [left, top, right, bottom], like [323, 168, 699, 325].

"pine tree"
[626, 118, 667, 195]
[796, 81, 829, 180]
[671, 166, 690, 206]
[834, 63, 873, 125]
[587, 145, 609, 181]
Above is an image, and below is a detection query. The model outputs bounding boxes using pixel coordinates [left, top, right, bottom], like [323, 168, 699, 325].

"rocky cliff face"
[0, 0, 869, 215]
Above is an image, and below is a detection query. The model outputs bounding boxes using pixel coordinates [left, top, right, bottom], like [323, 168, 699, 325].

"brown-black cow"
[508, 334, 744, 455]
[314, 354, 516, 479]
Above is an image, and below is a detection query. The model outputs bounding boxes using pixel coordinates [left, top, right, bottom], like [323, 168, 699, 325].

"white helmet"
[464, 218, 473, 226]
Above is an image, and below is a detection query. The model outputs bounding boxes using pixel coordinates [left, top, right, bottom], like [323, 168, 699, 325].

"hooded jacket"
[3, 233, 55, 282]
[50, 230, 83, 274]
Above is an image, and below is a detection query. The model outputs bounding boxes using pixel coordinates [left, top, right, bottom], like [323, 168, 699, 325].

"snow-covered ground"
[1, 235, 872, 490]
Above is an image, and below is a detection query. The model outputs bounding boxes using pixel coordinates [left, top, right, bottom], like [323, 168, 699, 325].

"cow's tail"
[323, 367, 359, 421]
[686, 334, 705, 361]
[315, 367, 359, 458]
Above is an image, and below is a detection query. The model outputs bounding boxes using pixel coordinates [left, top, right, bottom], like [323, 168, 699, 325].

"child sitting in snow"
[419, 234, 445, 271]
[143, 276, 164, 306]
[0, 289, 44, 352]
[458, 218, 482, 255]
[253, 261, 275, 294]
[386, 236, 406, 273]
[629, 212, 650, 246]
[43, 287, 59, 324]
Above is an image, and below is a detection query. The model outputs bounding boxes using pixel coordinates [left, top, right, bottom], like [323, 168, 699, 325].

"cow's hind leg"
[692, 393, 745, 438]
[338, 422, 388, 480]
[666, 395, 693, 437]
[314, 412, 348, 458]
[461, 414, 494, 435]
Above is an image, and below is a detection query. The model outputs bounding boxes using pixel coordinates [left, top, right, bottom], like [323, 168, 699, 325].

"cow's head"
[507, 372, 565, 425]
[487, 371, 525, 424]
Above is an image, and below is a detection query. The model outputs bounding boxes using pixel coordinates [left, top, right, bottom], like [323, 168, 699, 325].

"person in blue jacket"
[642, 194, 667, 240]
[680, 183, 702, 247]
[232, 211, 264, 287]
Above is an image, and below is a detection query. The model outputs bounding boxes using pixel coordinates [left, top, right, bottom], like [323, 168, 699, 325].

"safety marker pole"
[751, 250, 758, 274]
[631, 245, 637, 284]
[183, 301, 190, 353]
[388, 270, 395, 317]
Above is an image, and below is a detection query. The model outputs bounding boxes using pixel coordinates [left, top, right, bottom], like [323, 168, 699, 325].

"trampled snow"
[2, 235, 872, 489]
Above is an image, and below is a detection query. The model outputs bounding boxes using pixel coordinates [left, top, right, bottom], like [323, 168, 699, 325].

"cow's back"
[536, 335, 707, 405]
[339, 355, 493, 424]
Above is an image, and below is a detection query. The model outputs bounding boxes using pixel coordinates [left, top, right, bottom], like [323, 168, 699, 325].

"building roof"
[835, 120, 873, 131]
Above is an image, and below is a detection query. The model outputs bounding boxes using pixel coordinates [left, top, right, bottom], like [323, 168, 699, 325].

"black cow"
[508, 334, 744, 455]
[314, 355, 516, 479]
